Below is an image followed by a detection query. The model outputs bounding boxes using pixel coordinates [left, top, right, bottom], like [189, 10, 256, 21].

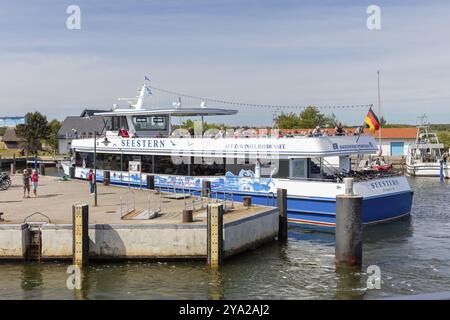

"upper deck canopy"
[95, 107, 238, 117]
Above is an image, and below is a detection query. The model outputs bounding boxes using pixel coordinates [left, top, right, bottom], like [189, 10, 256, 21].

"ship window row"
[75, 152, 290, 178]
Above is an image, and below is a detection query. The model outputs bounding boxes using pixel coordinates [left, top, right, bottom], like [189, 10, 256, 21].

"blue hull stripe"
[87, 177, 413, 228]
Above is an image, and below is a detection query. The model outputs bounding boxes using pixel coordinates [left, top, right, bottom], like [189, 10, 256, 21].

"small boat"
[406, 123, 449, 178]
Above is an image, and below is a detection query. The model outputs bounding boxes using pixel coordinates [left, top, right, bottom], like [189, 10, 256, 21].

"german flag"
[364, 108, 380, 133]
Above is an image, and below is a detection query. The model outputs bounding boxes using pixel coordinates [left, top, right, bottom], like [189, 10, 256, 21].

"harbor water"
[0, 176, 449, 299]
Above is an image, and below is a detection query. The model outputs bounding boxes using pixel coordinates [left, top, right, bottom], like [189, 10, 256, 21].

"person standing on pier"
[31, 169, 39, 197]
[87, 169, 95, 195]
[22, 169, 31, 199]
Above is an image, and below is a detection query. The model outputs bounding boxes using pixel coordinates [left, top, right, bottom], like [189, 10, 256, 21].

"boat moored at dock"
[67, 80, 414, 230]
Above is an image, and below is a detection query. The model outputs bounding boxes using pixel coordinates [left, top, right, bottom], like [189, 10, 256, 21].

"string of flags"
[147, 84, 373, 111]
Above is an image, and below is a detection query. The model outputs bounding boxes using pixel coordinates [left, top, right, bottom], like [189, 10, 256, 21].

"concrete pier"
[0, 175, 279, 261]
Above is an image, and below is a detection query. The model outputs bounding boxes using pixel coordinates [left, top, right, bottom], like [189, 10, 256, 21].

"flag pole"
[377, 70, 382, 154]
[356, 104, 373, 143]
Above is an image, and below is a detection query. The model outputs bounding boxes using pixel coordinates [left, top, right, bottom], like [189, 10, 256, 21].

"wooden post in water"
[207, 203, 223, 267]
[277, 188, 288, 242]
[72, 204, 89, 267]
[335, 178, 363, 268]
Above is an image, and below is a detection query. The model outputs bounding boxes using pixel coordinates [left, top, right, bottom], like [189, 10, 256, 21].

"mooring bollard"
[335, 178, 363, 268]
[39, 163, 46, 176]
[182, 209, 193, 223]
[103, 170, 110, 186]
[243, 196, 252, 208]
[277, 188, 288, 242]
[146, 175, 155, 190]
[69, 166, 75, 179]
[202, 180, 211, 197]
[207, 203, 223, 267]
[72, 204, 89, 267]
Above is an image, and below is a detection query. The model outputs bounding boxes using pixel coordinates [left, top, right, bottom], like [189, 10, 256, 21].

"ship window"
[132, 115, 167, 131]
[105, 116, 128, 131]
[191, 158, 226, 176]
[75, 152, 94, 168]
[154, 155, 188, 175]
[96, 153, 121, 171]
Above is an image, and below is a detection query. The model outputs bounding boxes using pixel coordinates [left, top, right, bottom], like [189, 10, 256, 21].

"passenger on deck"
[215, 126, 226, 138]
[278, 130, 284, 138]
[188, 128, 195, 138]
[354, 126, 364, 136]
[335, 122, 345, 136]
[119, 127, 129, 138]
[312, 126, 322, 137]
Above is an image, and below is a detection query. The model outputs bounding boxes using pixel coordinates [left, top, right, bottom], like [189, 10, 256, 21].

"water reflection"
[334, 266, 365, 300]
[208, 268, 224, 300]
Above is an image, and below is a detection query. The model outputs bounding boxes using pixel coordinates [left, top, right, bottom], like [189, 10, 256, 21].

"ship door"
[289, 158, 308, 179]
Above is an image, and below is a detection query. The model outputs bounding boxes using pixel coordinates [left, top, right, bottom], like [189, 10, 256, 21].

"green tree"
[45, 119, 62, 154]
[298, 106, 327, 128]
[437, 131, 450, 150]
[15, 112, 51, 153]
[275, 112, 300, 129]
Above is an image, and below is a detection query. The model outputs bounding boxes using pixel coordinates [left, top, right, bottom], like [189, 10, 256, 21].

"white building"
[372, 128, 418, 156]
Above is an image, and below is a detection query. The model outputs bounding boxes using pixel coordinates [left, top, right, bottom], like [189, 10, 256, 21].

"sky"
[0, 0, 449, 126]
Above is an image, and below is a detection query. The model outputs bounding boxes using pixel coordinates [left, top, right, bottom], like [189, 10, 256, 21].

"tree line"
[14, 112, 61, 154]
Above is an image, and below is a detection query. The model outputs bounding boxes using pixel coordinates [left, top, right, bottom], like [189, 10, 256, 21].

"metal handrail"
[23, 212, 52, 224]
[120, 189, 135, 218]
[266, 192, 275, 206]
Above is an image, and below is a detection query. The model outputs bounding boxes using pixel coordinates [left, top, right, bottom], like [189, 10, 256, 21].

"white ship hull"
[406, 163, 450, 177]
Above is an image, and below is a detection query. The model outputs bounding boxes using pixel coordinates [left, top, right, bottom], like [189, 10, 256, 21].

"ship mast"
[377, 70, 382, 150]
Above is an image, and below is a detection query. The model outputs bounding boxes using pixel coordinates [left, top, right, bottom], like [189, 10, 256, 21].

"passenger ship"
[67, 80, 413, 230]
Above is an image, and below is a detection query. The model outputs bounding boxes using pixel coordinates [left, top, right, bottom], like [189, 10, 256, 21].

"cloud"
[0, 0, 449, 125]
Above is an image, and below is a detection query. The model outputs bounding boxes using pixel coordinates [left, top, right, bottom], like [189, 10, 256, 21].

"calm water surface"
[0, 176, 449, 299]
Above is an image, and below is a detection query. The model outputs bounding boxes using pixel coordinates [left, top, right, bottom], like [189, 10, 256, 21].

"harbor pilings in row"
[207, 203, 223, 268]
[72, 204, 89, 267]
[277, 188, 288, 242]
[335, 178, 363, 268]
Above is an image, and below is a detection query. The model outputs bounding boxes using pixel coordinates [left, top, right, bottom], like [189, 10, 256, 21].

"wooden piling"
[243, 196, 252, 208]
[103, 171, 110, 186]
[335, 178, 363, 268]
[277, 188, 288, 242]
[72, 204, 89, 267]
[202, 180, 211, 197]
[146, 175, 155, 190]
[182, 209, 193, 223]
[207, 203, 223, 267]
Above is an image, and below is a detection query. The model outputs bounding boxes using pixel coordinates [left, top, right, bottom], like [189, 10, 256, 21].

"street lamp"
[94, 130, 98, 206]
[93, 131, 110, 207]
